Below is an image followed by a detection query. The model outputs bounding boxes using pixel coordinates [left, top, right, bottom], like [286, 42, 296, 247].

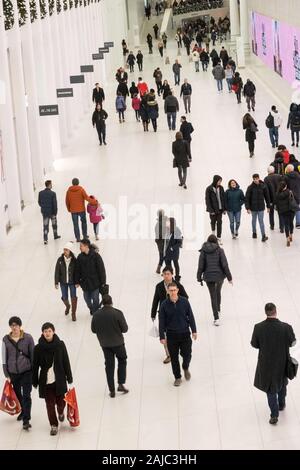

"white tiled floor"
[1, 35, 300, 449]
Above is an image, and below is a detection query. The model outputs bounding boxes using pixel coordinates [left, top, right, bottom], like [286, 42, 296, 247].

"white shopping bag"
[149, 323, 159, 338]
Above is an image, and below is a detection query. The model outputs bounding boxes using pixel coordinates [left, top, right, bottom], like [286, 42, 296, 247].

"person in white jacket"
[191, 49, 200, 72]
[269, 105, 283, 148]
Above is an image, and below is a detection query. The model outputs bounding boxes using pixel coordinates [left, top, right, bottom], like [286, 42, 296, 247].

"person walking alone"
[205, 175, 226, 243]
[172, 132, 191, 190]
[38, 180, 61, 245]
[243, 79, 256, 112]
[266, 105, 282, 148]
[91, 295, 129, 398]
[251, 303, 296, 425]
[165, 90, 179, 130]
[212, 61, 225, 91]
[197, 235, 232, 326]
[92, 104, 108, 146]
[136, 50, 143, 71]
[115, 92, 126, 123]
[158, 40, 164, 58]
[92, 83, 105, 106]
[159, 283, 197, 387]
[180, 79, 192, 114]
[180, 116, 194, 160]
[172, 59, 182, 86]
[243, 113, 258, 158]
[2, 317, 34, 430]
[54, 242, 78, 321]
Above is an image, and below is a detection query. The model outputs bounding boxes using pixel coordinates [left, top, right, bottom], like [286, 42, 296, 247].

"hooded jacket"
[65, 185, 95, 213]
[197, 242, 232, 283]
[212, 64, 225, 80]
[225, 184, 245, 212]
[285, 171, 300, 203]
[205, 176, 226, 213]
[75, 247, 106, 291]
[243, 80, 256, 97]
[245, 181, 271, 211]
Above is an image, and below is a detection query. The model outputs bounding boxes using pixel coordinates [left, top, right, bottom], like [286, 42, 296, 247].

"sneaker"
[232, 234, 236, 239]
[58, 414, 65, 422]
[54, 235, 61, 240]
[50, 426, 58, 436]
[95, 235, 99, 241]
[184, 369, 191, 381]
[214, 319, 220, 326]
[252, 233, 257, 239]
[110, 391, 116, 398]
[262, 235, 268, 242]
[235, 233, 239, 238]
[269, 417, 278, 425]
[174, 378, 182, 387]
[178, 183, 183, 187]
[117, 384, 129, 394]
[296, 225, 300, 229]
[163, 355, 171, 364]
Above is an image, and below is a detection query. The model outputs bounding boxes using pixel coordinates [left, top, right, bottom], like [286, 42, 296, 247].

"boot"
[62, 298, 70, 315]
[287, 238, 291, 247]
[156, 264, 161, 274]
[71, 297, 77, 321]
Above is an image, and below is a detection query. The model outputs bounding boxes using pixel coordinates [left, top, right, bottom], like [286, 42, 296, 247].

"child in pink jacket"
[132, 93, 141, 122]
[87, 196, 104, 240]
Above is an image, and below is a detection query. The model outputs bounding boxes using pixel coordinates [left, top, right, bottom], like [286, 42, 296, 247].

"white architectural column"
[240, 0, 249, 45]
[8, 0, 34, 204]
[127, 0, 141, 48]
[21, 0, 44, 186]
[0, 2, 22, 229]
[229, 0, 240, 37]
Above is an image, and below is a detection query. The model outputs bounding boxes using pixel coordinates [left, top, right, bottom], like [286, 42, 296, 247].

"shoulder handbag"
[288, 191, 299, 212]
[286, 355, 298, 380]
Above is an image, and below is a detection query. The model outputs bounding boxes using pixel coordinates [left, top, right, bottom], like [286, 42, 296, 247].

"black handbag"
[286, 355, 298, 380]
[288, 191, 299, 212]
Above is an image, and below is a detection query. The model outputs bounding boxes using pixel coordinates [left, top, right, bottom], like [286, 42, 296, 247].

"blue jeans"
[226, 78, 232, 91]
[43, 215, 58, 242]
[227, 211, 241, 235]
[60, 283, 76, 301]
[217, 79, 223, 91]
[174, 73, 180, 85]
[71, 212, 87, 241]
[252, 211, 265, 236]
[167, 112, 176, 130]
[269, 127, 279, 147]
[194, 61, 200, 72]
[267, 383, 287, 418]
[83, 288, 99, 314]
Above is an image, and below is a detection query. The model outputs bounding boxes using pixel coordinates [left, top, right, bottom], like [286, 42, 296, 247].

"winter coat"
[153, 70, 163, 83]
[75, 248, 106, 291]
[164, 227, 183, 261]
[232, 76, 243, 91]
[251, 319, 296, 393]
[117, 82, 129, 98]
[197, 242, 232, 283]
[92, 87, 105, 104]
[245, 181, 270, 211]
[129, 85, 139, 98]
[32, 334, 73, 399]
[205, 177, 226, 213]
[264, 174, 283, 204]
[92, 109, 108, 128]
[172, 63, 182, 75]
[151, 279, 188, 319]
[127, 53, 136, 65]
[287, 110, 300, 132]
[159, 297, 196, 340]
[38, 188, 58, 217]
[200, 51, 209, 62]
[116, 95, 126, 111]
[136, 52, 143, 64]
[192, 51, 200, 62]
[243, 81, 256, 97]
[139, 98, 149, 121]
[87, 201, 104, 224]
[137, 82, 149, 97]
[172, 140, 190, 168]
[54, 253, 77, 285]
[270, 155, 285, 175]
[243, 120, 258, 142]
[147, 95, 159, 120]
[165, 95, 179, 113]
[212, 64, 225, 80]
[179, 121, 194, 142]
[275, 190, 292, 214]
[220, 49, 229, 64]
[131, 96, 141, 111]
[285, 171, 300, 203]
[180, 83, 192, 97]
[91, 306, 128, 348]
[2, 332, 34, 378]
[115, 71, 128, 83]
[65, 185, 95, 213]
[225, 186, 245, 212]
[162, 83, 171, 100]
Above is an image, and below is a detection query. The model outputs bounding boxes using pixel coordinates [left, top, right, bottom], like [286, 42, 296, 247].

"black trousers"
[279, 211, 294, 237]
[269, 206, 283, 230]
[206, 280, 224, 320]
[129, 64, 134, 72]
[102, 344, 127, 392]
[137, 62, 143, 71]
[10, 370, 32, 423]
[248, 139, 255, 153]
[167, 332, 192, 379]
[210, 212, 222, 238]
[178, 166, 187, 185]
[155, 240, 164, 266]
[156, 81, 163, 95]
[96, 125, 106, 144]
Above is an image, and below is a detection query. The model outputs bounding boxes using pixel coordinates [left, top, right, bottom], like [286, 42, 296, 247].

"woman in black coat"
[54, 242, 77, 321]
[172, 131, 191, 189]
[163, 218, 183, 281]
[162, 80, 171, 100]
[275, 181, 296, 246]
[129, 81, 138, 98]
[32, 323, 73, 435]
[197, 235, 232, 326]
[146, 89, 159, 132]
[139, 95, 149, 132]
[243, 113, 258, 158]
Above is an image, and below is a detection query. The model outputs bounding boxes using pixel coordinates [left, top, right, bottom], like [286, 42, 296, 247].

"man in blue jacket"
[38, 180, 61, 245]
[159, 282, 197, 386]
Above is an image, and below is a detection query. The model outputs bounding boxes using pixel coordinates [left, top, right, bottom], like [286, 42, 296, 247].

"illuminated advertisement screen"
[251, 11, 300, 85]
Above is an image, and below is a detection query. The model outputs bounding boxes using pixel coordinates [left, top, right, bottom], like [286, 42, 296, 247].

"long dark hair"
[242, 113, 254, 127]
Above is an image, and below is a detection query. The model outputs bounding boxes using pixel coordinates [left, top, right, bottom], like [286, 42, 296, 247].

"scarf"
[38, 334, 61, 369]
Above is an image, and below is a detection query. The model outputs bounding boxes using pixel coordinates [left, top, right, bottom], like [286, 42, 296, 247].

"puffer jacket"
[2, 332, 35, 377]
[275, 190, 291, 214]
[197, 242, 232, 283]
[212, 64, 225, 80]
[225, 185, 245, 212]
[65, 185, 95, 213]
[245, 181, 271, 211]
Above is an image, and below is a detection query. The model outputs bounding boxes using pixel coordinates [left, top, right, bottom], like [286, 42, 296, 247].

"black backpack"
[265, 113, 274, 129]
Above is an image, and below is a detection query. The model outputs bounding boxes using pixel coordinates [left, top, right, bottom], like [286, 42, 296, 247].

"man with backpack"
[287, 103, 300, 147]
[243, 79, 256, 112]
[266, 105, 283, 148]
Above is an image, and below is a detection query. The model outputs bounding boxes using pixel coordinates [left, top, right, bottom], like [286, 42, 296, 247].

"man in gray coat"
[251, 303, 296, 425]
[91, 295, 129, 398]
[212, 61, 225, 91]
[164, 91, 179, 131]
[2, 317, 35, 430]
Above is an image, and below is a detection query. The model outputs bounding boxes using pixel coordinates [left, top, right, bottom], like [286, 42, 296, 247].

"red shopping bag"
[0, 380, 22, 415]
[64, 387, 80, 427]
